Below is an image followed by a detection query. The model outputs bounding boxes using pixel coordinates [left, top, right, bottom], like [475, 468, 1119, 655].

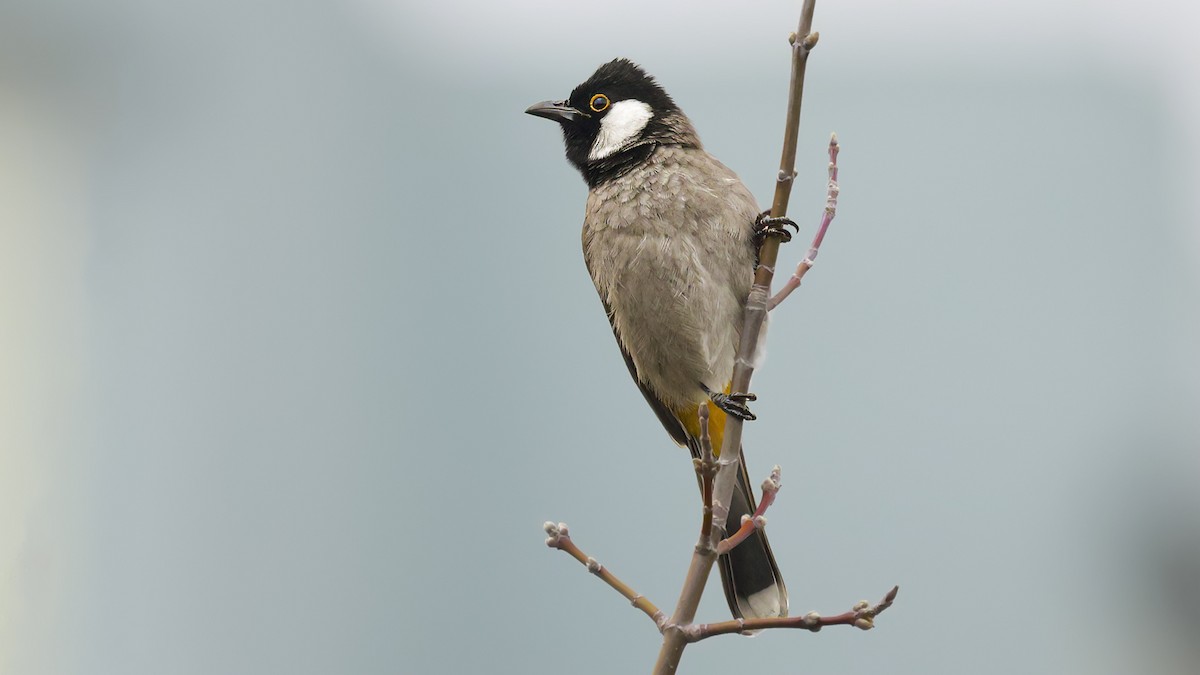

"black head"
[526, 59, 700, 187]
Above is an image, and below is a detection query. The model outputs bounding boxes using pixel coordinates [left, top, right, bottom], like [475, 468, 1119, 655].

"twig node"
[803, 611, 822, 630]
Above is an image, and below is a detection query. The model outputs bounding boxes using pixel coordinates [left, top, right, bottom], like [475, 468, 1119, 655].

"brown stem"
[543, 522, 667, 629]
[695, 406, 717, 544]
[685, 586, 900, 642]
[711, 0, 820, 583]
[652, 544, 717, 674]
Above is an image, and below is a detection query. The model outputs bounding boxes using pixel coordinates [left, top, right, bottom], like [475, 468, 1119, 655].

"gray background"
[2, 1, 1198, 674]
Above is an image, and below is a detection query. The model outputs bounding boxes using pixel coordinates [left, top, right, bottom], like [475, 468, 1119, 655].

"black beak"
[525, 100, 589, 123]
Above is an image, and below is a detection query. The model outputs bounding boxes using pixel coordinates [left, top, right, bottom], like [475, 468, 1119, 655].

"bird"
[526, 58, 792, 620]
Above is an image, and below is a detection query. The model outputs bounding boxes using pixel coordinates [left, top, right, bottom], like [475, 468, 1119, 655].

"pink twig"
[715, 466, 782, 555]
[684, 585, 899, 641]
[769, 133, 840, 311]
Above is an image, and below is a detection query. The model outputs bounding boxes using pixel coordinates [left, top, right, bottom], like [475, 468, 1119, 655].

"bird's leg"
[754, 210, 799, 245]
[701, 384, 757, 421]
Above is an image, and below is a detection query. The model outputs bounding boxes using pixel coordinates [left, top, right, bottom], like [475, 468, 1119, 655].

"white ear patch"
[588, 99, 653, 161]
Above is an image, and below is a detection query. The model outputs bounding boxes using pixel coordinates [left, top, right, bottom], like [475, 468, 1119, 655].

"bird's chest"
[583, 181, 740, 321]
[582, 166, 754, 296]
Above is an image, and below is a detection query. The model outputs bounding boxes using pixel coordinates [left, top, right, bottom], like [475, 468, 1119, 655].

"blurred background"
[2, 1, 1197, 673]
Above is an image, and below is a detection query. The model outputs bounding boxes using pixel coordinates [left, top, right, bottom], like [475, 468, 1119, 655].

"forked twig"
[715, 466, 781, 555]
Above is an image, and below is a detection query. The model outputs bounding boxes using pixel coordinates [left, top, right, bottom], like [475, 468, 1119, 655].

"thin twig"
[715, 466, 781, 555]
[684, 586, 900, 642]
[769, 133, 841, 310]
[544, 522, 667, 629]
[695, 406, 719, 545]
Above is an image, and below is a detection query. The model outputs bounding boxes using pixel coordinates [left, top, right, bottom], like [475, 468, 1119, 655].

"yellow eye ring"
[589, 94, 610, 112]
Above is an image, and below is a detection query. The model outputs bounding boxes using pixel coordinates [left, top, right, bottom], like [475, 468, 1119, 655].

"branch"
[695, 405, 718, 545]
[684, 586, 900, 642]
[710, 0, 820, 540]
[544, 522, 667, 629]
[715, 466, 781, 555]
[769, 133, 840, 310]
[651, 408, 721, 674]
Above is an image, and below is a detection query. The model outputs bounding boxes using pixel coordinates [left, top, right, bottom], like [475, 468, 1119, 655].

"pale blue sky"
[2, 2, 1198, 674]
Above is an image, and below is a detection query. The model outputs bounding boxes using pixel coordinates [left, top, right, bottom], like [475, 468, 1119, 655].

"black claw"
[756, 210, 800, 233]
[754, 211, 799, 244]
[714, 394, 757, 421]
[701, 384, 758, 421]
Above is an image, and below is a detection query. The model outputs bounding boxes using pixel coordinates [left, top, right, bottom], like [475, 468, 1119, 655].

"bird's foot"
[754, 210, 799, 245]
[702, 385, 757, 421]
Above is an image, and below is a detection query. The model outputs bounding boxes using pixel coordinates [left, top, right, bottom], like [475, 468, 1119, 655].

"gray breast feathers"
[582, 146, 759, 411]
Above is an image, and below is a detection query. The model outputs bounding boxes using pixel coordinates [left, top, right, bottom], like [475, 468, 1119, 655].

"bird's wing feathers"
[596, 288, 690, 448]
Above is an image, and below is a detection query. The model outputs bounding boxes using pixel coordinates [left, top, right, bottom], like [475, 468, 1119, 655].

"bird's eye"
[589, 94, 610, 112]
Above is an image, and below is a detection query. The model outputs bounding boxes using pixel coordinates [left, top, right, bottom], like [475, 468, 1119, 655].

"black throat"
[561, 112, 701, 189]
[566, 142, 658, 189]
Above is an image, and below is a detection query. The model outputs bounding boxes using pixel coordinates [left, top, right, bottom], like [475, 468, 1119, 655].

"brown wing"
[584, 247, 689, 448]
[597, 294, 689, 448]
